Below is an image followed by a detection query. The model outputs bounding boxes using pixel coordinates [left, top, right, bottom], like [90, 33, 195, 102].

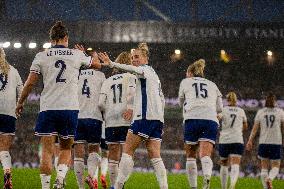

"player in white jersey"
[15, 21, 101, 189]
[0, 48, 23, 189]
[218, 92, 248, 189]
[178, 59, 223, 189]
[73, 64, 106, 189]
[246, 94, 284, 189]
[98, 43, 168, 189]
[99, 52, 136, 189]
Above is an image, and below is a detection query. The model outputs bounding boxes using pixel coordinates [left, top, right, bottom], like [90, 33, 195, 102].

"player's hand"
[98, 52, 111, 66]
[123, 109, 133, 121]
[246, 140, 253, 151]
[74, 44, 85, 52]
[15, 103, 24, 118]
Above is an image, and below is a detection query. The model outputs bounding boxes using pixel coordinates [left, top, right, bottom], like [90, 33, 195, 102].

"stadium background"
[0, 0, 283, 179]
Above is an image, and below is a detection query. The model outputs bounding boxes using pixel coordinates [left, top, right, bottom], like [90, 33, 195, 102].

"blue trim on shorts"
[105, 126, 129, 144]
[75, 119, 102, 144]
[218, 143, 244, 159]
[140, 78, 147, 119]
[184, 119, 218, 144]
[35, 110, 78, 138]
[0, 114, 16, 134]
[130, 119, 163, 140]
[258, 144, 282, 160]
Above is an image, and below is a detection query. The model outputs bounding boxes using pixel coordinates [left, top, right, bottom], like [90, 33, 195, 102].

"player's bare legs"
[185, 144, 198, 189]
[74, 143, 85, 189]
[40, 136, 55, 189]
[266, 160, 280, 189]
[0, 135, 13, 189]
[54, 143, 60, 172]
[100, 149, 108, 189]
[220, 159, 229, 189]
[146, 139, 168, 189]
[229, 156, 241, 189]
[114, 132, 143, 189]
[260, 159, 269, 189]
[199, 141, 214, 189]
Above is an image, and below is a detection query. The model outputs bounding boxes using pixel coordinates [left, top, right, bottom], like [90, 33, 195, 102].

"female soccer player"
[219, 92, 248, 189]
[98, 43, 168, 189]
[178, 59, 223, 189]
[15, 21, 101, 189]
[73, 62, 106, 189]
[246, 94, 284, 189]
[99, 52, 136, 189]
[0, 48, 23, 189]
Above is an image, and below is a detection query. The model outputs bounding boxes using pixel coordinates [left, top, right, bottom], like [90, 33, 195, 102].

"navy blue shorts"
[105, 127, 129, 144]
[129, 120, 164, 141]
[218, 143, 244, 159]
[184, 119, 218, 145]
[75, 119, 102, 144]
[35, 110, 78, 139]
[100, 138, 108, 150]
[0, 114, 16, 135]
[258, 144, 282, 160]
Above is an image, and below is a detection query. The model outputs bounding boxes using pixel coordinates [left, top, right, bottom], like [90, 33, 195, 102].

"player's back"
[255, 107, 284, 145]
[78, 69, 105, 121]
[219, 106, 246, 144]
[0, 65, 22, 117]
[101, 73, 136, 127]
[30, 46, 92, 111]
[179, 77, 222, 123]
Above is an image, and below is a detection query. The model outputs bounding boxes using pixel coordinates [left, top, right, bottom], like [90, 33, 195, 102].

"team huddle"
[0, 21, 283, 189]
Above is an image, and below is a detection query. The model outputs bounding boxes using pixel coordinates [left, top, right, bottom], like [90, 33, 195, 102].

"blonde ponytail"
[187, 59, 205, 77]
[0, 48, 10, 76]
[226, 92, 237, 106]
[137, 43, 149, 59]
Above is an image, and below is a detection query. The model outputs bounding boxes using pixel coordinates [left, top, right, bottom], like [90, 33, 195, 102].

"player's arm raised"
[98, 52, 144, 75]
[15, 73, 39, 117]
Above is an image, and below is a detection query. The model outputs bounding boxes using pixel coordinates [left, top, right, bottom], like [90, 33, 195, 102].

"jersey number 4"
[55, 60, 66, 83]
[192, 83, 208, 98]
[111, 84, 122, 104]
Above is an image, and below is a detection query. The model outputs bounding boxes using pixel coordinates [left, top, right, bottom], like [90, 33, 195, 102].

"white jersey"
[100, 73, 137, 128]
[30, 46, 92, 112]
[109, 63, 165, 123]
[178, 77, 223, 123]
[219, 106, 247, 144]
[254, 107, 284, 145]
[78, 69, 105, 120]
[0, 65, 23, 118]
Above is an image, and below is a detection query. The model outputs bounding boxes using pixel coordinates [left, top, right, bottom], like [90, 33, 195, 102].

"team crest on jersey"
[0, 73, 8, 91]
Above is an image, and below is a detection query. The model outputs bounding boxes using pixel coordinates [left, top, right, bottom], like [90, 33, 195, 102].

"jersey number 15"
[192, 83, 208, 98]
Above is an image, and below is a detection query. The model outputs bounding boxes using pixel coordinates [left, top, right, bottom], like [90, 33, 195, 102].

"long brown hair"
[265, 93, 276, 108]
[0, 48, 10, 76]
[49, 21, 68, 42]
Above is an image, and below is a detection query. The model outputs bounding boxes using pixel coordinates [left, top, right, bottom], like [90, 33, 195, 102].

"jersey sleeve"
[280, 109, 284, 122]
[30, 53, 42, 74]
[178, 80, 185, 107]
[242, 109, 247, 122]
[126, 75, 137, 109]
[110, 62, 144, 76]
[15, 69, 23, 97]
[216, 86, 223, 113]
[98, 82, 108, 111]
[254, 110, 261, 124]
[76, 50, 92, 68]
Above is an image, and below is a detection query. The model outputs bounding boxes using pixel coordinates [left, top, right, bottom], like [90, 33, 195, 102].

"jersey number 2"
[192, 83, 208, 98]
[111, 84, 122, 104]
[55, 60, 66, 83]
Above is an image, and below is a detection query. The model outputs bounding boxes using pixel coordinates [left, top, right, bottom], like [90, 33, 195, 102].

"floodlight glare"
[267, 50, 273, 56]
[87, 47, 93, 51]
[3, 42, 10, 48]
[29, 42, 37, 49]
[175, 49, 181, 55]
[43, 43, 51, 49]
[221, 49, 226, 55]
[14, 43, 22, 48]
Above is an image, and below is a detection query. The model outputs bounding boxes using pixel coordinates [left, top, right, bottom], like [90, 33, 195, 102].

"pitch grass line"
[1, 169, 284, 188]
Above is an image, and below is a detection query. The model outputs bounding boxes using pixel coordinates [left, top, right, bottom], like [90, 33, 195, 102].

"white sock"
[261, 169, 268, 189]
[94, 166, 98, 181]
[151, 158, 168, 189]
[74, 158, 85, 189]
[109, 159, 119, 187]
[268, 167, 279, 180]
[56, 164, 69, 183]
[186, 158, 197, 188]
[54, 156, 59, 172]
[230, 164, 239, 188]
[87, 152, 101, 179]
[220, 165, 228, 189]
[0, 151, 12, 171]
[40, 174, 51, 189]
[201, 156, 213, 177]
[101, 157, 108, 176]
[115, 153, 134, 189]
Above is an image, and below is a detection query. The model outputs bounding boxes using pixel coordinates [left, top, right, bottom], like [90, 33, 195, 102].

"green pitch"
[1, 168, 284, 188]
